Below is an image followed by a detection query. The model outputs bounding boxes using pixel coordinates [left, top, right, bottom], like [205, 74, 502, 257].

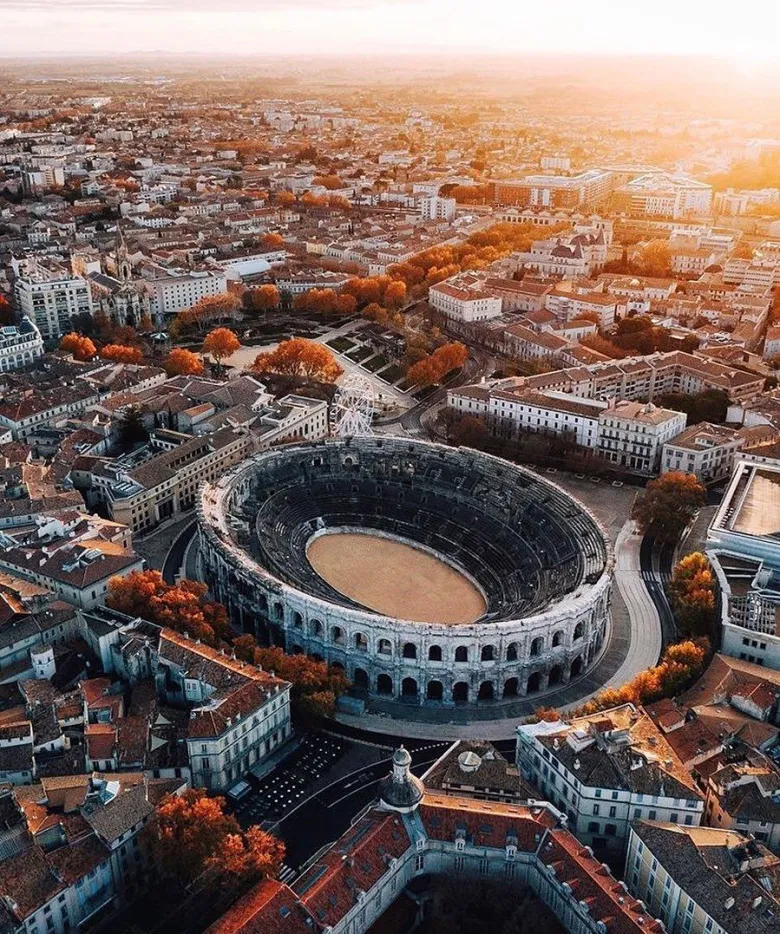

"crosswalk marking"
[278, 863, 297, 884]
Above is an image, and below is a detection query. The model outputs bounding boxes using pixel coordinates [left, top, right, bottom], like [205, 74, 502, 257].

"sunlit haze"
[3, 0, 780, 59]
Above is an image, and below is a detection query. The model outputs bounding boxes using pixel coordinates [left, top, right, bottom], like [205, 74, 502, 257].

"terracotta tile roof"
[206, 879, 311, 934]
[294, 811, 410, 928]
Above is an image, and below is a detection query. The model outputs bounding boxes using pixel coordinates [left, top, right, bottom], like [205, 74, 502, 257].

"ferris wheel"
[330, 374, 376, 438]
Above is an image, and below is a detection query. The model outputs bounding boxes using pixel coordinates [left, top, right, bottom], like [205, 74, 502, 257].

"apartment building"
[146, 269, 228, 318]
[516, 705, 705, 861]
[705, 753, 780, 852]
[625, 822, 779, 934]
[612, 173, 713, 219]
[90, 426, 256, 533]
[661, 423, 749, 482]
[598, 400, 687, 474]
[275, 269, 351, 295]
[155, 630, 291, 792]
[0, 317, 43, 373]
[429, 273, 503, 322]
[450, 383, 686, 472]
[15, 274, 94, 342]
[0, 383, 100, 441]
[494, 169, 614, 209]
[419, 195, 456, 221]
[0, 773, 188, 934]
[707, 461, 780, 671]
[0, 513, 143, 610]
[545, 287, 618, 328]
[480, 386, 602, 446]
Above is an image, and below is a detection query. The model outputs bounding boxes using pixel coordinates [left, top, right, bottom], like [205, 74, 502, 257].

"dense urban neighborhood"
[0, 45, 779, 934]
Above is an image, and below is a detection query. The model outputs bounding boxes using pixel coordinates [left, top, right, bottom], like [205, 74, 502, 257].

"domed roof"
[378, 746, 424, 812]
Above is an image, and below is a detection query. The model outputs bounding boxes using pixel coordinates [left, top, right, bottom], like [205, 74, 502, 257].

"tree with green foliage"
[117, 405, 148, 451]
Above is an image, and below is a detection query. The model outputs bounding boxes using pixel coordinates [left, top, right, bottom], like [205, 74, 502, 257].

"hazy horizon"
[3, 0, 779, 60]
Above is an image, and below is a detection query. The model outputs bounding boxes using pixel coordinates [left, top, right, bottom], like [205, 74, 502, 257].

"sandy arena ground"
[306, 532, 486, 624]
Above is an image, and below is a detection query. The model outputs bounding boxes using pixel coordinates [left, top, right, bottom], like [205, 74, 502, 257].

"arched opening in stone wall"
[530, 637, 543, 657]
[478, 681, 494, 701]
[354, 632, 368, 652]
[378, 638, 392, 655]
[403, 642, 417, 660]
[455, 646, 469, 663]
[570, 656, 584, 678]
[402, 677, 418, 698]
[573, 622, 584, 640]
[428, 645, 442, 661]
[353, 667, 369, 690]
[311, 619, 323, 637]
[427, 680, 443, 701]
[527, 672, 542, 694]
[377, 673, 393, 695]
[452, 681, 469, 703]
[503, 677, 519, 698]
[292, 611, 303, 629]
[331, 626, 345, 646]
[481, 645, 495, 662]
[552, 630, 565, 648]
[549, 664, 563, 686]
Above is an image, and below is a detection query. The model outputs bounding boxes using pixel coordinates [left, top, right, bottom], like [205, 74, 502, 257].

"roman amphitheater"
[197, 437, 613, 712]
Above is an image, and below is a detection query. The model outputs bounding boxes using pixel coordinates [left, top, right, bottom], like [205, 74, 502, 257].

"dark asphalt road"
[162, 519, 197, 584]
[272, 742, 449, 872]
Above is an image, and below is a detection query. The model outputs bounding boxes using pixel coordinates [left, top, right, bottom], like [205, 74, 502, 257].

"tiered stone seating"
[226, 438, 609, 625]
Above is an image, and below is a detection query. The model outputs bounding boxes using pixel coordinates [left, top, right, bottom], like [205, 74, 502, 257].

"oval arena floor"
[306, 531, 487, 625]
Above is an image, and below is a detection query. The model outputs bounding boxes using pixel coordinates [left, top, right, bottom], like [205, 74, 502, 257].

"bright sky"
[2, 0, 779, 59]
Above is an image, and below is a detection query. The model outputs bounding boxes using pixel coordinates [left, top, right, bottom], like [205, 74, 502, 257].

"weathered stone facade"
[197, 438, 613, 710]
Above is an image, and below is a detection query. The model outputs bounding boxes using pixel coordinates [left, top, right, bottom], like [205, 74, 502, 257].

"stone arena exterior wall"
[196, 440, 613, 708]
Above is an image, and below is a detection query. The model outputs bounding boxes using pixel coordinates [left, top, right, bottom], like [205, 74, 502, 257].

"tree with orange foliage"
[249, 644, 349, 718]
[253, 337, 343, 383]
[384, 279, 407, 310]
[328, 195, 351, 210]
[407, 356, 442, 387]
[274, 191, 297, 207]
[173, 294, 239, 335]
[312, 174, 344, 190]
[668, 552, 718, 639]
[202, 327, 240, 373]
[59, 332, 96, 361]
[248, 284, 281, 313]
[301, 191, 327, 207]
[344, 277, 383, 307]
[106, 570, 229, 646]
[431, 341, 468, 376]
[100, 343, 144, 365]
[151, 789, 284, 889]
[570, 638, 709, 717]
[259, 232, 285, 251]
[632, 472, 706, 539]
[163, 348, 204, 377]
[335, 293, 357, 316]
[363, 302, 389, 324]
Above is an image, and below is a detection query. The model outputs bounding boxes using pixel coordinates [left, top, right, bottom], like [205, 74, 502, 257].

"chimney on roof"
[724, 897, 735, 910]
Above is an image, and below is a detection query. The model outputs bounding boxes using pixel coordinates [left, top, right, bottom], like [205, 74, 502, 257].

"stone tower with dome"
[378, 747, 424, 813]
